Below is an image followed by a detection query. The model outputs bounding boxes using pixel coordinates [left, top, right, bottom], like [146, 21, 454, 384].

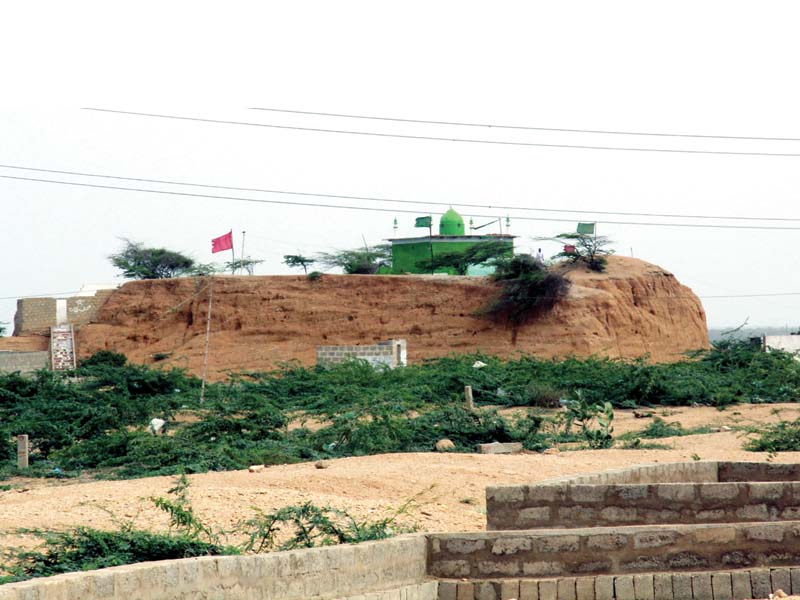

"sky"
[3, 1, 800, 330]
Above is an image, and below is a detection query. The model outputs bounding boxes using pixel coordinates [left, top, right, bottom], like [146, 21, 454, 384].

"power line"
[1, 163, 797, 223]
[0, 291, 80, 301]
[249, 107, 800, 144]
[4, 173, 800, 231]
[82, 108, 800, 158]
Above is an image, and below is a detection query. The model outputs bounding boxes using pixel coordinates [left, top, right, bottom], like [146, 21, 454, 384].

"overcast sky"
[3, 1, 800, 330]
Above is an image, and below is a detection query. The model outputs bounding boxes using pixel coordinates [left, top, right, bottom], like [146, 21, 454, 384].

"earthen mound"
[76, 256, 708, 379]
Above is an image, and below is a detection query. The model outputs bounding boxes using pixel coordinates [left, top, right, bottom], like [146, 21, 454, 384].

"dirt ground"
[1, 403, 798, 551]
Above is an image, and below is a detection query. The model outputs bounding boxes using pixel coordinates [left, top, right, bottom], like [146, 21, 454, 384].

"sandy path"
[1, 404, 797, 549]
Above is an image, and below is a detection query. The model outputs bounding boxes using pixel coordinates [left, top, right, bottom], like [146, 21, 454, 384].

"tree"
[226, 258, 264, 275]
[315, 245, 392, 274]
[483, 254, 571, 340]
[283, 255, 316, 274]
[541, 233, 614, 272]
[415, 241, 510, 275]
[109, 239, 195, 280]
[0, 323, 7, 336]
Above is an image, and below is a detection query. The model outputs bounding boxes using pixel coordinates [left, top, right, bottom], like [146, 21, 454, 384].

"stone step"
[50, 324, 76, 371]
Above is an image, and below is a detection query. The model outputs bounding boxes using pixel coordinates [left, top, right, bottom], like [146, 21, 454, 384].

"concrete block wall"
[0, 535, 436, 600]
[317, 339, 407, 368]
[428, 522, 800, 580]
[487, 481, 800, 530]
[436, 567, 800, 600]
[13, 298, 57, 335]
[13, 291, 113, 336]
[0, 351, 49, 374]
[487, 462, 800, 530]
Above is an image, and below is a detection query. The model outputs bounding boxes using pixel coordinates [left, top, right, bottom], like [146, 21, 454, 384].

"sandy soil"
[1, 403, 797, 551]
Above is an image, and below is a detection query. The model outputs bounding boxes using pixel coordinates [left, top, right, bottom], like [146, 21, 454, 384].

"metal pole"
[241, 230, 247, 274]
[229, 229, 236, 275]
[428, 221, 434, 274]
[199, 279, 213, 404]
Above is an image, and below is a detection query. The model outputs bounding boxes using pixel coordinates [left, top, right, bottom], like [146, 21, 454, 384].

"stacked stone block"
[0, 351, 49, 374]
[13, 291, 113, 336]
[0, 535, 436, 600]
[316, 339, 407, 368]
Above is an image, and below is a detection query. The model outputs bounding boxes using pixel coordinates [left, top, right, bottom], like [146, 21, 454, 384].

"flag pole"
[229, 229, 235, 275]
[241, 230, 246, 274]
[199, 278, 213, 404]
[428, 217, 434, 274]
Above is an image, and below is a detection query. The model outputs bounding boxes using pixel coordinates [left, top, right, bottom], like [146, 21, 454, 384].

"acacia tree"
[540, 233, 614, 272]
[226, 258, 265, 275]
[315, 245, 391, 274]
[415, 241, 510, 275]
[109, 239, 195, 279]
[282, 255, 316, 274]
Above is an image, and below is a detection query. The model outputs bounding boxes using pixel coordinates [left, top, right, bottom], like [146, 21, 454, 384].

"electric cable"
[82, 108, 800, 158]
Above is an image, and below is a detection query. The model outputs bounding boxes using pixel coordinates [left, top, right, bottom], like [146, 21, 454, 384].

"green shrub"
[744, 419, 800, 452]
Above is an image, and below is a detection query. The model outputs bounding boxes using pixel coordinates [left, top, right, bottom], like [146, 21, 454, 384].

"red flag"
[211, 231, 233, 253]
[564, 244, 576, 254]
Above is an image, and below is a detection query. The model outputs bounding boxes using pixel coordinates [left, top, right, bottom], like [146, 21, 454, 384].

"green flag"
[415, 216, 432, 228]
[577, 222, 596, 235]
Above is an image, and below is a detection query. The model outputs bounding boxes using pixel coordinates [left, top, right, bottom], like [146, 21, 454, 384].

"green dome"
[439, 207, 465, 236]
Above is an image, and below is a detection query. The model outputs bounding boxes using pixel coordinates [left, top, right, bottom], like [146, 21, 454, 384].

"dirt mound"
[76, 256, 708, 379]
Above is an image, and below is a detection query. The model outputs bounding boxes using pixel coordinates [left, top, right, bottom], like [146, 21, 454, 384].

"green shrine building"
[388, 208, 515, 275]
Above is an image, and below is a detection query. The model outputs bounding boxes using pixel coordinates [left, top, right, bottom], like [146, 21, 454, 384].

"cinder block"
[539, 580, 558, 600]
[653, 574, 672, 600]
[731, 571, 753, 600]
[791, 568, 800, 595]
[476, 581, 497, 600]
[574, 578, 594, 600]
[477, 442, 524, 455]
[750, 569, 772, 599]
[771, 569, 792, 596]
[456, 582, 474, 600]
[615, 576, 635, 600]
[711, 573, 733, 600]
[557, 578, 576, 600]
[500, 580, 520, 600]
[520, 580, 539, 600]
[671, 574, 692, 600]
[594, 576, 614, 600]
[692, 573, 713, 600]
[633, 574, 654, 600]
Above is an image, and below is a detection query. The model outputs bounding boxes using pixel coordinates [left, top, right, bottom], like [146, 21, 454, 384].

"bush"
[484, 255, 570, 337]
[744, 419, 800, 452]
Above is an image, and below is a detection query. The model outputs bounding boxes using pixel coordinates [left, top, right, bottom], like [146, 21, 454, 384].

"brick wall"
[0, 535, 436, 600]
[13, 291, 113, 336]
[428, 522, 800, 580]
[316, 339, 407, 368]
[487, 480, 800, 530]
[0, 351, 49, 374]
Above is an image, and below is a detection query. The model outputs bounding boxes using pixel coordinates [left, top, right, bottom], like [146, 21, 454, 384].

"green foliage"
[315, 245, 392, 274]
[744, 419, 800, 452]
[484, 254, 570, 333]
[544, 232, 613, 272]
[620, 417, 716, 440]
[415, 241, 510, 275]
[78, 350, 127, 368]
[0, 322, 7, 336]
[226, 258, 264, 275]
[564, 393, 614, 449]
[307, 271, 323, 282]
[0, 526, 233, 581]
[283, 254, 316, 274]
[109, 239, 195, 280]
[0, 340, 797, 480]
